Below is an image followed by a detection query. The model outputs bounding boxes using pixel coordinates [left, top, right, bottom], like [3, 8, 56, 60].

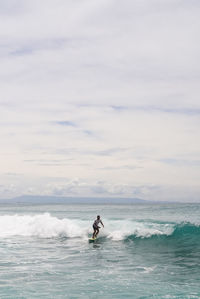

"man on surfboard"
[92, 215, 104, 239]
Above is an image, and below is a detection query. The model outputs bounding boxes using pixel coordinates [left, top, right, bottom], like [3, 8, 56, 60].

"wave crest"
[0, 214, 199, 245]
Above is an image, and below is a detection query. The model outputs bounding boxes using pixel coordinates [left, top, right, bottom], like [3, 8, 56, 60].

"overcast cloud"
[0, 0, 200, 201]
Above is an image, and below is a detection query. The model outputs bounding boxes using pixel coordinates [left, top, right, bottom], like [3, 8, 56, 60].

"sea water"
[0, 203, 200, 299]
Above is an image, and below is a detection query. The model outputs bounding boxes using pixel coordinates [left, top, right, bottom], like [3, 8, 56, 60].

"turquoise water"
[0, 203, 200, 298]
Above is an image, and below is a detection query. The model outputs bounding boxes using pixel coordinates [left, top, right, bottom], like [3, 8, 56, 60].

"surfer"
[92, 215, 104, 239]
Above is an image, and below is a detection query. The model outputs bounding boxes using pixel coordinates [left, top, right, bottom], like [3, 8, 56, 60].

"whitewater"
[0, 203, 200, 298]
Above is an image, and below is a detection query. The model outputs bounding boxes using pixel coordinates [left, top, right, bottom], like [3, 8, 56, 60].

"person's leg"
[92, 229, 96, 238]
[93, 226, 97, 238]
[95, 228, 99, 238]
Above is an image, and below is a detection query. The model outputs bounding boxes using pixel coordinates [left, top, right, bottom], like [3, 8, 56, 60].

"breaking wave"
[0, 213, 89, 239]
[0, 213, 200, 246]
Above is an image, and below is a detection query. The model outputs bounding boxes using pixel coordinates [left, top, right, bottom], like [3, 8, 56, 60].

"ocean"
[0, 203, 200, 298]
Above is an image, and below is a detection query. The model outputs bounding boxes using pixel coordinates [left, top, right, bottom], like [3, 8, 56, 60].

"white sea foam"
[0, 214, 175, 240]
[106, 220, 174, 241]
[0, 213, 89, 239]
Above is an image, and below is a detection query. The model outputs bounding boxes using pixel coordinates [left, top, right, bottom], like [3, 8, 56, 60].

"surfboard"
[89, 237, 97, 242]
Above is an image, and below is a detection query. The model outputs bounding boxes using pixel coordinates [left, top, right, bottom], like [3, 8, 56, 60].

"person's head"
[97, 215, 100, 219]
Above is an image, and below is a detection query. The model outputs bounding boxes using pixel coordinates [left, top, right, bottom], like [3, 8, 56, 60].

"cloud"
[160, 158, 200, 167]
[0, 0, 199, 107]
[0, 0, 200, 201]
[55, 121, 77, 127]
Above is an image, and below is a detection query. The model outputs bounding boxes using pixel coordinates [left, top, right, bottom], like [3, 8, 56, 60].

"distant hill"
[0, 195, 150, 204]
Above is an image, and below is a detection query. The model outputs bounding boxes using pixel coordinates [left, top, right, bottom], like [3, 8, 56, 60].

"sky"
[0, 0, 200, 201]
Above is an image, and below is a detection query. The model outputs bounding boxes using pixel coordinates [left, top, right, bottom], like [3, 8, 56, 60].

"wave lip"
[170, 222, 200, 239]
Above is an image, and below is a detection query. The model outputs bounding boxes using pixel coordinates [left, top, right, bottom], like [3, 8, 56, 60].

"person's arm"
[100, 220, 104, 227]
